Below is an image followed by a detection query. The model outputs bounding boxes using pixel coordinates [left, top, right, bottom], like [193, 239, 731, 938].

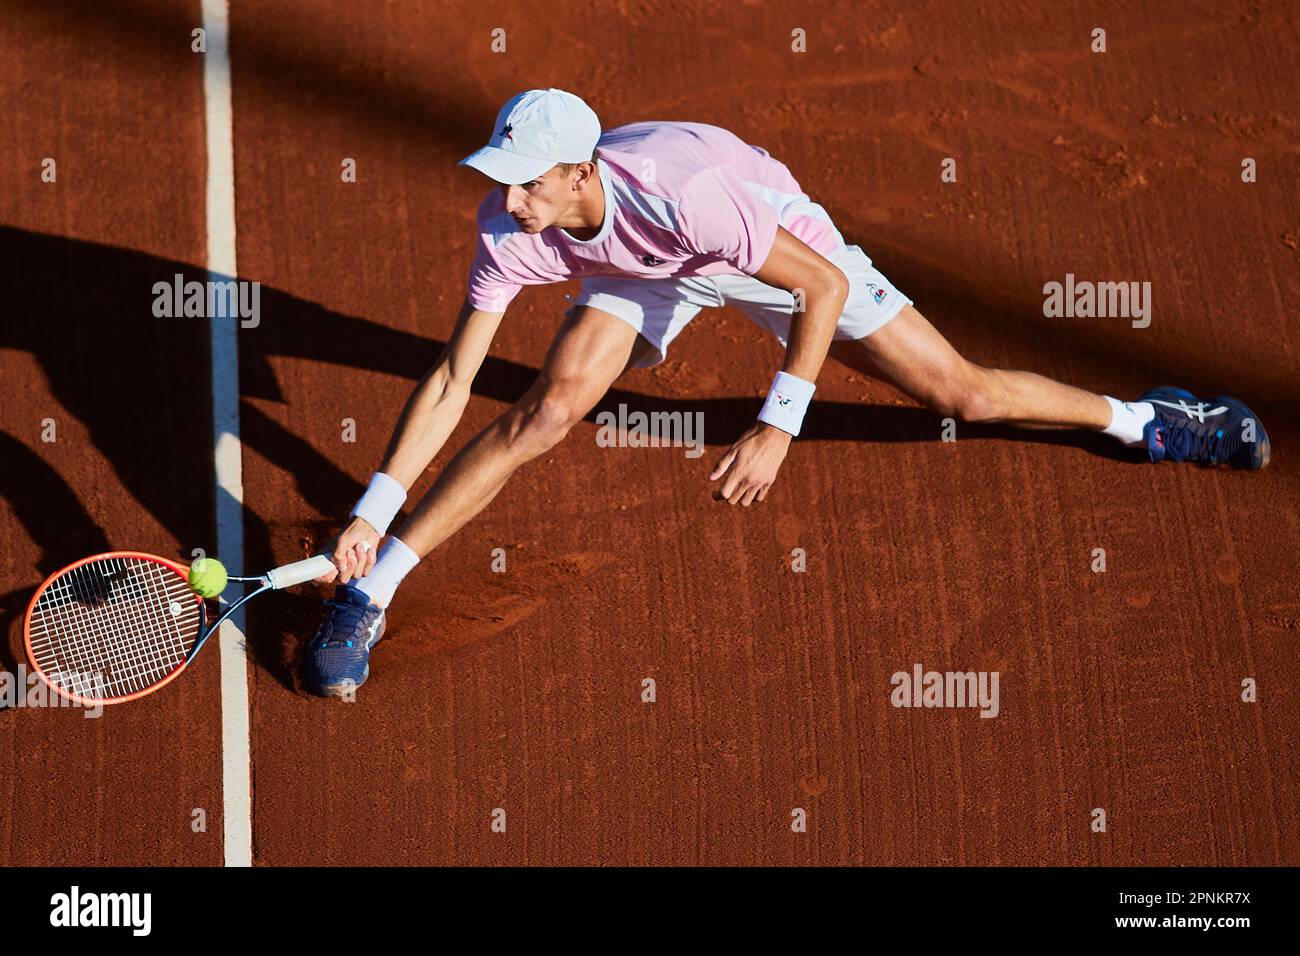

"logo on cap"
[499, 123, 514, 142]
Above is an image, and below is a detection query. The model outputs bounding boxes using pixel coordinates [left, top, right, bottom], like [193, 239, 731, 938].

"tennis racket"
[23, 550, 336, 706]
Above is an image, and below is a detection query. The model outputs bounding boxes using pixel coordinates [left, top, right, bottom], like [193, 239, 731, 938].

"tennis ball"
[188, 557, 228, 597]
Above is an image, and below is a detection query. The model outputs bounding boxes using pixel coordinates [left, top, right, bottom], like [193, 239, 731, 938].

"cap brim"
[457, 146, 554, 185]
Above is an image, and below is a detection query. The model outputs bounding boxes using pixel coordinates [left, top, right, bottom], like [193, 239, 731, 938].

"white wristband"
[758, 371, 816, 437]
[350, 472, 407, 535]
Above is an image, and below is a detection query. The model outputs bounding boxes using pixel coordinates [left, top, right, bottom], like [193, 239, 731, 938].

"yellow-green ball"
[188, 557, 228, 597]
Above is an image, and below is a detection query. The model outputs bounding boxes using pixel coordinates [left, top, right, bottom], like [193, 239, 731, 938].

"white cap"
[458, 89, 601, 184]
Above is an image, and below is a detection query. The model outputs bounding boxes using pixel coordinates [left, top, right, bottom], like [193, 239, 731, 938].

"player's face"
[499, 166, 574, 233]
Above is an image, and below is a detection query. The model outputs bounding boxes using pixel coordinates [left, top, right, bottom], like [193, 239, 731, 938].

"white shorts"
[572, 243, 912, 368]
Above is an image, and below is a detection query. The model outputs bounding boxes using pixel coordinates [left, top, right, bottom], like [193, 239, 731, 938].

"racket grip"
[267, 555, 337, 589]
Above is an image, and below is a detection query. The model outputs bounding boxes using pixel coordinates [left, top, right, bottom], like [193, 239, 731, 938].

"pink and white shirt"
[465, 121, 845, 312]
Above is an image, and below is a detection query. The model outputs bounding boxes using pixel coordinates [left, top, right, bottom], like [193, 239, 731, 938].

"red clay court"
[1, 0, 1297, 867]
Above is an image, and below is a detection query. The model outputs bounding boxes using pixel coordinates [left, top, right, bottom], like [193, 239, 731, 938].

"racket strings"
[34, 563, 136, 697]
[38, 560, 193, 696]
[27, 556, 202, 700]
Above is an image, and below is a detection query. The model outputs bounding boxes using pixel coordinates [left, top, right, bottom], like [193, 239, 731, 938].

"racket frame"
[24, 550, 284, 706]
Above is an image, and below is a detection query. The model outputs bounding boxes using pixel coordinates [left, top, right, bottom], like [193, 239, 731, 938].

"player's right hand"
[316, 517, 382, 585]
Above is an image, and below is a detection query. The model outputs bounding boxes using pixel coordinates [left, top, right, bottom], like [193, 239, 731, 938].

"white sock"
[1102, 396, 1155, 446]
[354, 536, 420, 609]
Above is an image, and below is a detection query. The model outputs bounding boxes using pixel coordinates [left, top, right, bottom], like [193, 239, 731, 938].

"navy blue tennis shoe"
[305, 584, 386, 697]
[1139, 386, 1270, 469]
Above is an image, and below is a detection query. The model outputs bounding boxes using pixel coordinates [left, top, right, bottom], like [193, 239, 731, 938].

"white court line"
[201, 0, 253, 868]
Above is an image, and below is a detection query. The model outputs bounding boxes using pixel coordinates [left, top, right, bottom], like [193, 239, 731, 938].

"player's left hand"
[319, 516, 382, 585]
[709, 421, 792, 506]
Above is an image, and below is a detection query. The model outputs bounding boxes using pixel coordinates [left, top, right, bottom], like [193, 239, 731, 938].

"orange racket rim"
[22, 550, 204, 706]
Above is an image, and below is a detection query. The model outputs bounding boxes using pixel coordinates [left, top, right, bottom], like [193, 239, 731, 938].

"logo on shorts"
[866, 282, 888, 305]
[641, 254, 666, 267]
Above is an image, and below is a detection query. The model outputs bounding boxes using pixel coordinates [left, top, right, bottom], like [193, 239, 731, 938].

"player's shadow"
[0, 431, 112, 710]
[1, 226, 1287, 693]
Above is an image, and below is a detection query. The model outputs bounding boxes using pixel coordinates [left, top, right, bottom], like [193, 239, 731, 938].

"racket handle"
[266, 555, 337, 589]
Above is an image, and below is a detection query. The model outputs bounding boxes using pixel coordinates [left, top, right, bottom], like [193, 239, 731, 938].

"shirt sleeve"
[466, 236, 524, 314]
[676, 164, 780, 275]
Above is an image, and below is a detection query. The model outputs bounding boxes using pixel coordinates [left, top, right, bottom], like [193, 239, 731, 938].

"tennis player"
[304, 88, 1269, 696]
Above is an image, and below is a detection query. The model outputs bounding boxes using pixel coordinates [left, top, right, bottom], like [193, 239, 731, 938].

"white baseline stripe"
[201, 0, 252, 868]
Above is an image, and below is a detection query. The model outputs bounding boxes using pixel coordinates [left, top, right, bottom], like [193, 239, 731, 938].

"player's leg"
[304, 306, 645, 697]
[828, 304, 1112, 430]
[391, 305, 641, 559]
[830, 304, 1270, 466]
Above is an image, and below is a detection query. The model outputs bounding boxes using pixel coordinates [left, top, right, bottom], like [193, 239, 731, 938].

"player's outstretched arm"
[710, 227, 849, 506]
[319, 297, 506, 583]
[379, 297, 506, 489]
